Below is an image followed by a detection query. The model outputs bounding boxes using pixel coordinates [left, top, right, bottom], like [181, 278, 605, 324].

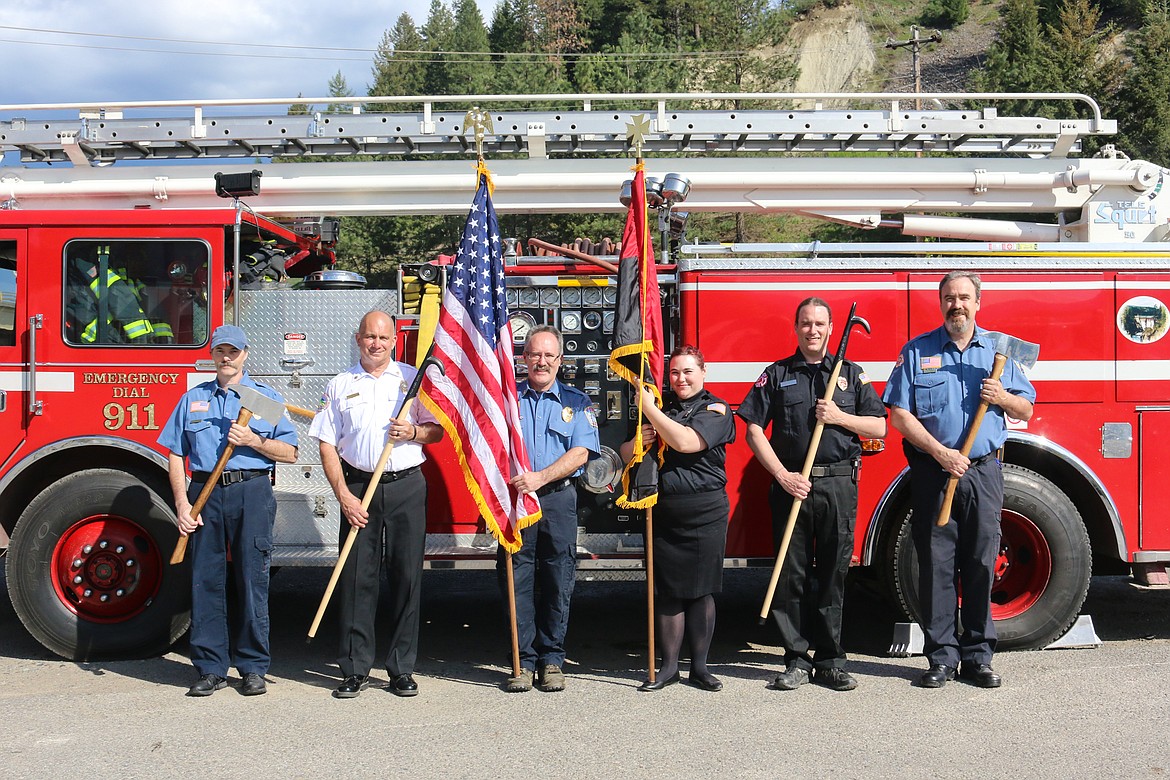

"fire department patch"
[754, 373, 768, 388]
[189, 400, 209, 413]
[837, 377, 848, 392]
[894, 354, 904, 368]
[706, 402, 727, 415]
[317, 395, 328, 411]
[584, 406, 598, 428]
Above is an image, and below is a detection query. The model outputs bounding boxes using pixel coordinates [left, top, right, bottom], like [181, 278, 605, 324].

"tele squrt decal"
[1117, 296, 1170, 344]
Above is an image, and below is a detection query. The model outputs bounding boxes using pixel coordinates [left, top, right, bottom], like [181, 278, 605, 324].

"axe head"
[230, 384, 287, 425]
[985, 331, 1040, 370]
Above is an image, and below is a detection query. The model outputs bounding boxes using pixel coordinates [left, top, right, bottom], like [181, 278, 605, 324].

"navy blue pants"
[187, 474, 275, 677]
[769, 473, 857, 672]
[496, 484, 577, 671]
[909, 454, 1003, 668]
[336, 469, 427, 679]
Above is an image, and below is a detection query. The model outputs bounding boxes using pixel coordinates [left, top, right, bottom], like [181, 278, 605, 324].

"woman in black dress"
[621, 345, 736, 692]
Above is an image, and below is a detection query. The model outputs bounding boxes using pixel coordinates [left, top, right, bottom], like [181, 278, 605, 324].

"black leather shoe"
[637, 671, 681, 691]
[959, 663, 1002, 688]
[917, 664, 956, 688]
[391, 673, 419, 697]
[240, 673, 267, 696]
[186, 673, 227, 697]
[688, 671, 723, 692]
[332, 675, 369, 699]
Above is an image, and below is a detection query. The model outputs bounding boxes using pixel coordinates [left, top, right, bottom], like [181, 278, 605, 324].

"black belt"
[970, 449, 1003, 466]
[807, 461, 859, 478]
[343, 463, 421, 484]
[192, 469, 270, 486]
[536, 478, 575, 497]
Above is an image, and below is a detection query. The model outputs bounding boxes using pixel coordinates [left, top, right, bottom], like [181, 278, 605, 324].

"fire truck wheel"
[6, 468, 191, 660]
[889, 464, 1091, 651]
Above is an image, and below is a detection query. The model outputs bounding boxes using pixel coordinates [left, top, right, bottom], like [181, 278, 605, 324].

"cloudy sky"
[3, 0, 498, 108]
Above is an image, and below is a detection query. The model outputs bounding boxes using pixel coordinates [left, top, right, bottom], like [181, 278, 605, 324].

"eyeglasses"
[524, 352, 561, 361]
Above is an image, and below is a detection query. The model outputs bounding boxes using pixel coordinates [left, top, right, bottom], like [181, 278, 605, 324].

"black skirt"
[652, 489, 730, 599]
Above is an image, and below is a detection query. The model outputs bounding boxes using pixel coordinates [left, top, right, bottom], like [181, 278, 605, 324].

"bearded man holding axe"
[883, 271, 1037, 689]
[159, 325, 299, 697]
[740, 298, 887, 692]
[308, 311, 443, 699]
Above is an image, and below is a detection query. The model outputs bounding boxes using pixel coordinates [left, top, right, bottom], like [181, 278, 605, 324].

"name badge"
[779, 379, 797, 388]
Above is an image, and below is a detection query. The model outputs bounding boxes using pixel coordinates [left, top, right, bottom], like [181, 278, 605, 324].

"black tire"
[6, 468, 191, 660]
[888, 464, 1091, 650]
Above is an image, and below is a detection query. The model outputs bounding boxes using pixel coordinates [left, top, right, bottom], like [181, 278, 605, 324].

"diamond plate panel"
[238, 287, 396, 376]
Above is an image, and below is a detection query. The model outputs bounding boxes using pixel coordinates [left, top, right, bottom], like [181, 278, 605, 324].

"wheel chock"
[1044, 614, 1101, 650]
[888, 622, 924, 657]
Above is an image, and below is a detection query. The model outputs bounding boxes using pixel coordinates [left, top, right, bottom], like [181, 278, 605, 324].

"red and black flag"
[607, 162, 664, 509]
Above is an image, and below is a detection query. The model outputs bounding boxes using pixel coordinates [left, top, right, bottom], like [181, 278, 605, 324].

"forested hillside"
[294, 0, 1170, 282]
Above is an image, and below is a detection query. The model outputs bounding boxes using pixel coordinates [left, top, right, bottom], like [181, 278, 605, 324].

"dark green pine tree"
[488, 0, 571, 94]
[573, 5, 687, 94]
[325, 71, 355, 114]
[370, 13, 428, 97]
[971, 0, 1051, 111]
[449, 0, 494, 95]
[421, 0, 459, 94]
[1115, 5, 1170, 164]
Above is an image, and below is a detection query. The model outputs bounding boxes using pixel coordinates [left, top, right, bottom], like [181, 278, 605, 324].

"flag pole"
[629, 119, 657, 684]
[466, 105, 523, 681]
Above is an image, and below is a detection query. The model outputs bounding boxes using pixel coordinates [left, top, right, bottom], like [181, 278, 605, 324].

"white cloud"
[2, 0, 497, 107]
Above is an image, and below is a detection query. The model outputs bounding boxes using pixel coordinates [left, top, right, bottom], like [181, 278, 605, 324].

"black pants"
[909, 454, 1003, 668]
[335, 469, 427, 679]
[769, 473, 857, 672]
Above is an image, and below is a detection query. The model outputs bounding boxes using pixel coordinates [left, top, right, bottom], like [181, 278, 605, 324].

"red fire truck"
[1, 92, 1167, 660]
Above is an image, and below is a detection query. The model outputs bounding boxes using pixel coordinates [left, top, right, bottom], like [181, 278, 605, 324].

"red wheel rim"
[989, 509, 1052, 620]
[50, 515, 164, 623]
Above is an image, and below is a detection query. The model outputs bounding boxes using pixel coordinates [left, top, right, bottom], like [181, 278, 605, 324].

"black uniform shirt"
[737, 352, 886, 468]
[659, 388, 737, 496]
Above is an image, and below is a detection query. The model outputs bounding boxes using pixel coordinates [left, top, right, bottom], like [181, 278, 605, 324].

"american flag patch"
[920, 355, 942, 371]
[706, 402, 727, 415]
[189, 400, 210, 413]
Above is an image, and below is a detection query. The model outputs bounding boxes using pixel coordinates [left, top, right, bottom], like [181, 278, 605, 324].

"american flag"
[419, 173, 540, 553]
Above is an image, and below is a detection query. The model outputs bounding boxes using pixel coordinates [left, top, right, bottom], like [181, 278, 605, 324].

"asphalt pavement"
[2, 564, 1168, 779]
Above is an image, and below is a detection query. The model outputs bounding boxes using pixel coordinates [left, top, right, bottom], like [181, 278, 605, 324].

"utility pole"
[886, 25, 943, 110]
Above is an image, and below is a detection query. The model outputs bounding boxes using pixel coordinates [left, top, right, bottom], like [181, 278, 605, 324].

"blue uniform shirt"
[158, 372, 298, 472]
[517, 379, 600, 474]
[882, 325, 1036, 458]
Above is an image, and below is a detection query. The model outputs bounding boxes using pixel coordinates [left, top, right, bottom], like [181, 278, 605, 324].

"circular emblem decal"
[1117, 296, 1170, 344]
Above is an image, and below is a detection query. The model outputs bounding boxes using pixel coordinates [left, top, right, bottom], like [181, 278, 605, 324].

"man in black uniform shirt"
[739, 298, 887, 691]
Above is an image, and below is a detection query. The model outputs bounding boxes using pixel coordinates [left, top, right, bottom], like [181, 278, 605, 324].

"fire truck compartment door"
[1139, 410, 1170, 550]
[0, 232, 27, 467]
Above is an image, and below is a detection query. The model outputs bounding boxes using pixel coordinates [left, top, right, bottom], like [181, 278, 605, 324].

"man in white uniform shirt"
[309, 310, 443, 699]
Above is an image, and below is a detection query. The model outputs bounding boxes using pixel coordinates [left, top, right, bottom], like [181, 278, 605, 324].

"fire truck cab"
[2, 92, 1169, 660]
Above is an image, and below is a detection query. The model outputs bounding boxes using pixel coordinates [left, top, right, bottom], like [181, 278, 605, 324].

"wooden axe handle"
[758, 357, 847, 623]
[170, 408, 255, 565]
[936, 353, 1008, 527]
[307, 396, 420, 640]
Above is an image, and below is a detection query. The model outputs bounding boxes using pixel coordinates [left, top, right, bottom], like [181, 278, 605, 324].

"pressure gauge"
[583, 311, 602, 331]
[561, 311, 582, 334]
[540, 288, 560, 306]
[505, 289, 518, 308]
[603, 286, 618, 306]
[509, 311, 537, 344]
[603, 311, 615, 333]
[518, 287, 539, 307]
[561, 287, 582, 306]
[583, 287, 603, 307]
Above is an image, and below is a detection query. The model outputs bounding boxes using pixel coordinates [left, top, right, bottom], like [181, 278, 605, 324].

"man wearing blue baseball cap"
[159, 324, 299, 697]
